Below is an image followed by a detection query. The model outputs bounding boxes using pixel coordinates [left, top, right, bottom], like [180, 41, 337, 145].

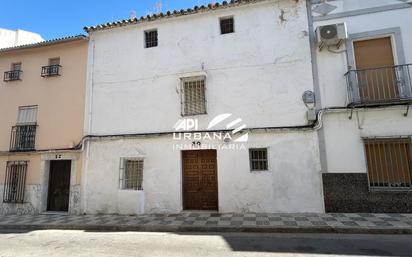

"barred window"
[120, 159, 144, 190]
[3, 161, 27, 203]
[364, 137, 412, 190]
[181, 76, 206, 116]
[145, 30, 158, 48]
[249, 148, 268, 171]
[220, 17, 234, 34]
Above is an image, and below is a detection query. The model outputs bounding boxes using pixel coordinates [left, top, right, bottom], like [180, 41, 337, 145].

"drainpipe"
[306, 0, 327, 213]
[81, 37, 96, 214]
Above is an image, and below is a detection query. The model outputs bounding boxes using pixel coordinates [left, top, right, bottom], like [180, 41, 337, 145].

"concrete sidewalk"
[1, 212, 412, 234]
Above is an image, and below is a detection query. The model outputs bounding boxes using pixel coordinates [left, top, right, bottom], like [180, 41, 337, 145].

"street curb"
[1, 224, 412, 234]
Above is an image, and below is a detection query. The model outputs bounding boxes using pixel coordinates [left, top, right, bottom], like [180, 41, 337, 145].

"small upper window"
[4, 62, 22, 81]
[42, 57, 61, 77]
[145, 30, 158, 48]
[249, 148, 268, 171]
[220, 17, 234, 34]
[11, 62, 22, 71]
[49, 57, 60, 66]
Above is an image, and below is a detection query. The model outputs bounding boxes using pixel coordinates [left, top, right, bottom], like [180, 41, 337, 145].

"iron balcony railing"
[41, 65, 61, 77]
[9, 125, 37, 152]
[3, 70, 22, 82]
[345, 64, 412, 106]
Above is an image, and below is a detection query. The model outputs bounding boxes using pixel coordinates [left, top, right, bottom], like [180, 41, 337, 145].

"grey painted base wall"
[323, 173, 412, 213]
[0, 184, 81, 215]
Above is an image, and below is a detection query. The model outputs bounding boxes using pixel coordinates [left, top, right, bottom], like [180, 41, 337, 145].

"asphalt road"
[0, 230, 411, 257]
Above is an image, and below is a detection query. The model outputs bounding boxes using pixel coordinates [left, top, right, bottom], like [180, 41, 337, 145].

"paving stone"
[311, 221, 328, 226]
[1, 212, 412, 232]
[283, 221, 298, 226]
[342, 221, 359, 227]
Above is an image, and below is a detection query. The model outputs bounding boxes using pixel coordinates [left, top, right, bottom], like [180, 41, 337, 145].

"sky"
[0, 0, 214, 40]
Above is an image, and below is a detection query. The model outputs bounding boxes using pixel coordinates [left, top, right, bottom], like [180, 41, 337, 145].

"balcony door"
[354, 37, 399, 102]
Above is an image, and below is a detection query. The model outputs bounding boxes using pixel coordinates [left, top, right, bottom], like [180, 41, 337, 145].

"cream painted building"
[0, 36, 88, 214]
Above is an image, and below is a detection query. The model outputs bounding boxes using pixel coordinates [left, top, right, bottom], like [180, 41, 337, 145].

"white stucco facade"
[82, 0, 325, 214]
[311, 1, 412, 175]
[0, 28, 44, 49]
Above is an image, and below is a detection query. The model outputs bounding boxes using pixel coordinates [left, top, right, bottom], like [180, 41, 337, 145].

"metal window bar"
[364, 137, 412, 191]
[181, 78, 206, 116]
[145, 30, 158, 48]
[9, 125, 37, 151]
[220, 17, 234, 34]
[3, 161, 28, 203]
[345, 64, 412, 106]
[3, 70, 22, 81]
[120, 160, 144, 190]
[41, 65, 61, 77]
[249, 148, 268, 171]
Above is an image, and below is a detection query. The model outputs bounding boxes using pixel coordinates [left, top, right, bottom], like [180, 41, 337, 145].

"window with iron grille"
[120, 159, 144, 190]
[10, 106, 38, 151]
[4, 62, 22, 81]
[181, 76, 207, 116]
[364, 137, 412, 191]
[249, 148, 268, 171]
[145, 30, 158, 48]
[220, 17, 234, 34]
[3, 161, 28, 203]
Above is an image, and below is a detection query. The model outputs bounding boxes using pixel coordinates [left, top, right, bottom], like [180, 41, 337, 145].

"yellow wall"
[0, 39, 88, 151]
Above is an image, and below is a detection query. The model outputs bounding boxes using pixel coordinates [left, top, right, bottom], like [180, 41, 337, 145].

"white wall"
[84, 132, 324, 214]
[83, 0, 325, 214]
[0, 28, 44, 49]
[314, 7, 412, 108]
[86, 0, 314, 135]
[323, 108, 412, 174]
[312, 0, 412, 18]
[312, 5, 412, 174]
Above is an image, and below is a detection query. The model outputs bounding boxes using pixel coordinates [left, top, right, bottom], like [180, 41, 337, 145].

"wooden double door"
[182, 150, 218, 210]
[47, 160, 71, 212]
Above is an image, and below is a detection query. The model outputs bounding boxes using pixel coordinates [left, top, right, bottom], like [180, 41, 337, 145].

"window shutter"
[17, 106, 38, 125]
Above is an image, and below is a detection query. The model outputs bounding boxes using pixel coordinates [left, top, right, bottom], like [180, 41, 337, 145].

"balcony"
[345, 64, 412, 106]
[9, 125, 37, 152]
[41, 65, 61, 77]
[3, 70, 22, 82]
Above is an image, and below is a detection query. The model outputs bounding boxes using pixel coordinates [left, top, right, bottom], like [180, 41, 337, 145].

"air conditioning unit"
[316, 23, 347, 50]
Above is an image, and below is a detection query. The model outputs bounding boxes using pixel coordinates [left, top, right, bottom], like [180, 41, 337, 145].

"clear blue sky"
[0, 0, 213, 40]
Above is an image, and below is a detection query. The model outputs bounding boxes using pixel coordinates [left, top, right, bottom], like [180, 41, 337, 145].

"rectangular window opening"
[181, 76, 207, 116]
[249, 148, 268, 171]
[364, 137, 412, 191]
[120, 159, 144, 190]
[220, 17, 234, 34]
[3, 161, 28, 203]
[145, 30, 158, 48]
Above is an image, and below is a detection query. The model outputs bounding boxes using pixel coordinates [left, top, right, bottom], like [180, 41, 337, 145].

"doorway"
[182, 150, 218, 211]
[47, 160, 71, 212]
